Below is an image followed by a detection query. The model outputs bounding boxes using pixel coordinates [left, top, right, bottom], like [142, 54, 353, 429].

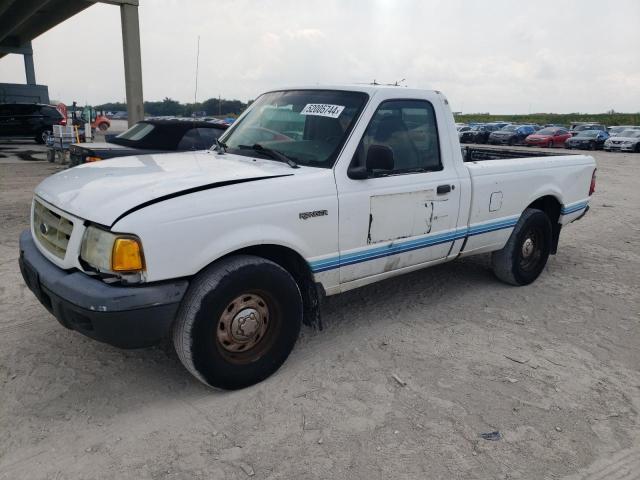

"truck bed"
[462, 146, 577, 162]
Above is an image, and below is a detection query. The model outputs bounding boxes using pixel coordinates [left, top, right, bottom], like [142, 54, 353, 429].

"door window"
[352, 100, 442, 174]
[196, 127, 224, 148]
[177, 128, 202, 150]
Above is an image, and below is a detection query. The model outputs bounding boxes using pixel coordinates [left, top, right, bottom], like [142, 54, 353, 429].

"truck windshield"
[219, 90, 368, 168]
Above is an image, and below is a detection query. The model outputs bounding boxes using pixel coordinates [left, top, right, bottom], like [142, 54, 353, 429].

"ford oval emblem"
[39, 223, 49, 235]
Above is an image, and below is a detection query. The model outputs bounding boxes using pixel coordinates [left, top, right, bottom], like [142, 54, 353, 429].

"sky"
[0, 0, 638, 114]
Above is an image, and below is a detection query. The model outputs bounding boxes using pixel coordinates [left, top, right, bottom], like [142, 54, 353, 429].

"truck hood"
[35, 150, 297, 226]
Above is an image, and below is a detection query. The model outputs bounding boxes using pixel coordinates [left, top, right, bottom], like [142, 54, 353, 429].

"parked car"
[459, 124, 499, 144]
[0, 103, 66, 143]
[19, 85, 596, 389]
[565, 130, 609, 150]
[110, 111, 128, 120]
[608, 125, 640, 137]
[488, 124, 536, 145]
[69, 119, 228, 165]
[524, 127, 572, 148]
[570, 123, 606, 136]
[603, 129, 640, 152]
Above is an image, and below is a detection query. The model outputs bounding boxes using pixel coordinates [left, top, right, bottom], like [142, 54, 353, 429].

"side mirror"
[347, 145, 394, 180]
[366, 144, 394, 171]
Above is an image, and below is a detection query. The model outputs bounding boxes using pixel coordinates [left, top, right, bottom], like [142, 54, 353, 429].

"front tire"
[491, 208, 552, 286]
[173, 255, 302, 390]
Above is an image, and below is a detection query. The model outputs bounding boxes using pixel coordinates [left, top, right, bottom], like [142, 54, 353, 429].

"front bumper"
[604, 143, 630, 151]
[19, 230, 189, 348]
[525, 139, 549, 146]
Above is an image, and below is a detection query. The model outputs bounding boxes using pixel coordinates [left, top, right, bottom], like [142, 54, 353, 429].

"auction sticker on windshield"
[301, 104, 345, 118]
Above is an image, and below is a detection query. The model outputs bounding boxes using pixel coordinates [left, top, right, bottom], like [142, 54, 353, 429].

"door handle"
[437, 184, 451, 194]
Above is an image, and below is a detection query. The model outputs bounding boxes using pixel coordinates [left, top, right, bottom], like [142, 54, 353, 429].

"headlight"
[80, 225, 145, 273]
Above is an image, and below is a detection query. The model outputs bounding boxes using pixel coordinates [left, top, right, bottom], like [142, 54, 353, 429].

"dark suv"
[0, 103, 65, 143]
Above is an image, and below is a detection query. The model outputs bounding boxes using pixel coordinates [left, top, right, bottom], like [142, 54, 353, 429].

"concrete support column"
[23, 41, 35, 85]
[120, 3, 143, 126]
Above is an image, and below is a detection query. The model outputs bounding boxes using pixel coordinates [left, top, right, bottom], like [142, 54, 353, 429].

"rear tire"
[491, 208, 552, 286]
[35, 129, 49, 144]
[173, 255, 302, 390]
[98, 122, 109, 131]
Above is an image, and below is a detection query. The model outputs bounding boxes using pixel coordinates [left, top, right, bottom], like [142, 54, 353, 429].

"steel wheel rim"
[215, 292, 278, 364]
[519, 227, 543, 272]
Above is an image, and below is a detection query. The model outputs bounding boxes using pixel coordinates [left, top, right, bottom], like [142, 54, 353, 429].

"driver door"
[336, 99, 461, 285]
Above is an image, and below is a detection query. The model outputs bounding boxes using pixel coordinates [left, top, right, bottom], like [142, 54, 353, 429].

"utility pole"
[194, 35, 200, 105]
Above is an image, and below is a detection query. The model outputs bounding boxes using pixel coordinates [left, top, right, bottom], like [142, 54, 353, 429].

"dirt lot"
[0, 144, 638, 479]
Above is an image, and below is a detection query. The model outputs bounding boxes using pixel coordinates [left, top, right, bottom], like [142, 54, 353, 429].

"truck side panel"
[460, 155, 595, 256]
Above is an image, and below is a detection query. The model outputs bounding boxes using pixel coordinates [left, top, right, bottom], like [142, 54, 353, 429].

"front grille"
[33, 200, 74, 259]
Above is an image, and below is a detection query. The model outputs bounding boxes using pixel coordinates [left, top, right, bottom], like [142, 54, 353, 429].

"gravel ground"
[0, 144, 638, 479]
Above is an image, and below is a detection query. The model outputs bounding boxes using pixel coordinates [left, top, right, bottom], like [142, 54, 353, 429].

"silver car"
[603, 129, 640, 152]
[608, 125, 640, 137]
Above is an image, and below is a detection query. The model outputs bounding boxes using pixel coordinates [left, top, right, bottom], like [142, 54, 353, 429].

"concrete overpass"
[0, 0, 143, 125]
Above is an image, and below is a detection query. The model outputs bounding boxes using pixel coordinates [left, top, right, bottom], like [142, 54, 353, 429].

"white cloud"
[0, 0, 638, 113]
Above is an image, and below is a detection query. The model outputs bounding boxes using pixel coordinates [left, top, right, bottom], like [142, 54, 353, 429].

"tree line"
[95, 97, 250, 117]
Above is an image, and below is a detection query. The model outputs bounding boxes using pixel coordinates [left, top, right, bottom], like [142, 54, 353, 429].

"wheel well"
[526, 195, 561, 254]
[223, 245, 323, 328]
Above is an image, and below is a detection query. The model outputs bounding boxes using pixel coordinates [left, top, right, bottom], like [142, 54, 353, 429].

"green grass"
[454, 113, 640, 127]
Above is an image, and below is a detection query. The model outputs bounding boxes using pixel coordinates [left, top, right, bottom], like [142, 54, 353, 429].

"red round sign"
[56, 103, 67, 119]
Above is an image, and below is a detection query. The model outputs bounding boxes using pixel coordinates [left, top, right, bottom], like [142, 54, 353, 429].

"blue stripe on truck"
[560, 200, 589, 215]
[309, 200, 588, 273]
[309, 216, 518, 273]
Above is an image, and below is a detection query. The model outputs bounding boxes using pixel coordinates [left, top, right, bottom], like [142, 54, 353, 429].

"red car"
[525, 127, 572, 147]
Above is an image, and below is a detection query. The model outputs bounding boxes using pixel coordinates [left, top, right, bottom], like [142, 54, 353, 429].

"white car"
[607, 125, 640, 137]
[604, 129, 640, 152]
[20, 85, 596, 389]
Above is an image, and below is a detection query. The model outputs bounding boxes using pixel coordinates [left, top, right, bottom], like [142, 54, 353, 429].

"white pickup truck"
[20, 85, 596, 389]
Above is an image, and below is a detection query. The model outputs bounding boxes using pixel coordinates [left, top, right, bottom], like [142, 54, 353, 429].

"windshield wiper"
[215, 138, 228, 153]
[238, 143, 299, 168]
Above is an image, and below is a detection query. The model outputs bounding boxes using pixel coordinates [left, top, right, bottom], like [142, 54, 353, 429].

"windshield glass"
[536, 128, 557, 135]
[620, 130, 640, 138]
[501, 125, 518, 132]
[576, 130, 600, 138]
[575, 124, 601, 131]
[115, 122, 155, 141]
[220, 90, 368, 168]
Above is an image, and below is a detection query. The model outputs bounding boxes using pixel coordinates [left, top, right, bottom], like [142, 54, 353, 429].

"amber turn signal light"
[111, 237, 145, 272]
